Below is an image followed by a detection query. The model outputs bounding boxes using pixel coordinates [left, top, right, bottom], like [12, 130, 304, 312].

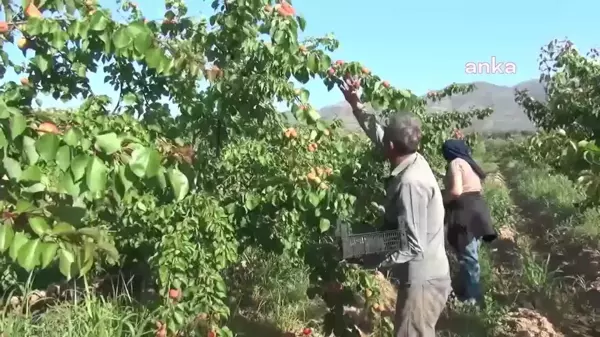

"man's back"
[384, 154, 450, 283]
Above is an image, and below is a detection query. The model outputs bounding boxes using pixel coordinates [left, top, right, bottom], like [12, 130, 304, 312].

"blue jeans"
[458, 238, 482, 303]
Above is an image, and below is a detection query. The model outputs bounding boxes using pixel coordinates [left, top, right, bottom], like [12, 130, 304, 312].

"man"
[338, 77, 451, 337]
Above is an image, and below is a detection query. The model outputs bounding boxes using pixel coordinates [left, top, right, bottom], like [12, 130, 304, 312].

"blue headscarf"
[441, 139, 486, 180]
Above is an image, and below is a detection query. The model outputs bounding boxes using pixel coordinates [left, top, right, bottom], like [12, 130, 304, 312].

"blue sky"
[2, 0, 598, 111]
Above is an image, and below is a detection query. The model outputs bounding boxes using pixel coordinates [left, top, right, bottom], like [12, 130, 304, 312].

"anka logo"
[465, 56, 516, 74]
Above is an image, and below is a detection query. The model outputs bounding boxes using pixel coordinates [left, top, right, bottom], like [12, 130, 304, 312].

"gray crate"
[336, 221, 402, 259]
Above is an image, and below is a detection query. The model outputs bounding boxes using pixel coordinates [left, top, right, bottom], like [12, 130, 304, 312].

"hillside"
[316, 79, 545, 133]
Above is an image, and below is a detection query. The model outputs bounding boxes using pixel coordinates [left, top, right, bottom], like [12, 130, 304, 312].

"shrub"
[483, 180, 514, 226]
[514, 167, 584, 212]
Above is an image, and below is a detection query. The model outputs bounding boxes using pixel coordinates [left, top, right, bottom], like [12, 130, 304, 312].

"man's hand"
[338, 75, 362, 110]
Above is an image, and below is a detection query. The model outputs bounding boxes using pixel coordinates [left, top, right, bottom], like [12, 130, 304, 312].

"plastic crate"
[335, 221, 403, 259]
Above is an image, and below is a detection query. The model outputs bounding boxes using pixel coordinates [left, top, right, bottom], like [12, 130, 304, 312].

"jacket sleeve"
[352, 106, 385, 149]
[379, 182, 428, 266]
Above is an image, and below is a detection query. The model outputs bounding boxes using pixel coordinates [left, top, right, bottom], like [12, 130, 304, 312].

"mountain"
[316, 79, 546, 133]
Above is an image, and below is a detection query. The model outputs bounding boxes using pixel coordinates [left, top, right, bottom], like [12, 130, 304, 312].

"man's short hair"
[384, 112, 422, 155]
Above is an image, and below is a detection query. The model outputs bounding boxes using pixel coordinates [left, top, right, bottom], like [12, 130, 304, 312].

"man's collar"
[389, 153, 418, 177]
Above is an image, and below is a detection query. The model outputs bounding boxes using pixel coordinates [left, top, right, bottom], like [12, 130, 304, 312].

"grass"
[513, 166, 584, 213]
[227, 250, 325, 333]
[571, 207, 600, 248]
[1, 295, 153, 337]
[496, 148, 600, 336]
[507, 160, 600, 245]
[519, 250, 558, 297]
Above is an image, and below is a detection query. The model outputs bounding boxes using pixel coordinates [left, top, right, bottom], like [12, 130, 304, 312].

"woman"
[442, 139, 497, 305]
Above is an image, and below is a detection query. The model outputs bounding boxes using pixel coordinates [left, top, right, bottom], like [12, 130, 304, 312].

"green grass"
[512, 165, 584, 212]
[497, 155, 600, 335]
[483, 178, 514, 227]
[509, 162, 600, 245]
[227, 250, 324, 333]
[571, 207, 600, 247]
[1, 295, 153, 337]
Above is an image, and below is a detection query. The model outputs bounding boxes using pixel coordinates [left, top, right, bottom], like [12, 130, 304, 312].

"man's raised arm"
[338, 77, 385, 149]
[351, 102, 385, 148]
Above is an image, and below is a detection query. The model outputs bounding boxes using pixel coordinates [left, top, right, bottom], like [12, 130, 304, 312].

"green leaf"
[58, 248, 76, 279]
[95, 132, 121, 155]
[63, 127, 81, 146]
[9, 113, 26, 139]
[9, 232, 28, 261]
[34, 54, 50, 73]
[112, 27, 133, 49]
[17, 238, 41, 272]
[0, 129, 6, 149]
[0, 223, 15, 253]
[145, 48, 163, 69]
[77, 242, 95, 275]
[51, 222, 77, 236]
[128, 22, 153, 53]
[308, 192, 321, 207]
[118, 165, 133, 192]
[319, 54, 332, 72]
[78, 227, 101, 241]
[307, 108, 321, 122]
[47, 205, 86, 226]
[51, 31, 68, 50]
[65, 0, 76, 14]
[319, 218, 331, 233]
[273, 30, 285, 44]
[299, 89, 310, 103]
[59, 171, 80, 196]
[70, 154, 89, 182]
[22, 182, 45, 193]
[129, 147, 162, 178]
[85, 157, 108, 194]
[97, 241, 119, 261]
[22, 136, 39, 164]
[297, 16, 307, 31]
[122, 93, 137, 105]
[20, 165, 42, 182]
[168, 168, 189, 201]
[398, 89, 411, 98]
[35, 133, 60, 161]
[15, 199, 35, 213]
[3, 157, 21, 180]
[244, 193, 260, 211]
[307, 53, 318, 72]
[0, 100, 9, 118]
[39, 242, 59, 268]
[145, 149, 162, 178]
[89, 11, 108, 31]
[134, 32, 152, 53]
[129, 147, 149, 177]
[56, 145, 71, 171]
[28, 216, 50, 236]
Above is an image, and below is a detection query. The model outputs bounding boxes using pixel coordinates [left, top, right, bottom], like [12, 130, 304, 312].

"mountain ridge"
[316, 79, 545, 133]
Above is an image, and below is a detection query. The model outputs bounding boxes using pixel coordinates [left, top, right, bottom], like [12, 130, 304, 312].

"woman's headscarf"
[441, 139, 486, 180]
